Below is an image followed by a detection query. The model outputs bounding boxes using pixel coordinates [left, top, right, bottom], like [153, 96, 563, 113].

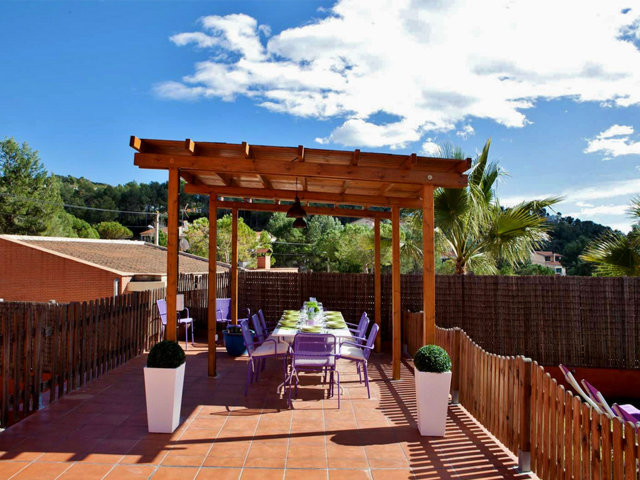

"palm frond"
[482, 205, 551, 266]
[580, 232, 640, 276]
[434, 187, 471, 232]
[629, 196, 640, 220]
[468, 138, 491, 188]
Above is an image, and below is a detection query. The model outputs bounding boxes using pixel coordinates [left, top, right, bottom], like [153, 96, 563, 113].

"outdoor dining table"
[269, 309, 353, 344]
[268, 308, 353, 396]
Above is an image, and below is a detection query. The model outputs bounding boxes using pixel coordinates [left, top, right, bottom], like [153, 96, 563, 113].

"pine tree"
[0, 138, 66, 235]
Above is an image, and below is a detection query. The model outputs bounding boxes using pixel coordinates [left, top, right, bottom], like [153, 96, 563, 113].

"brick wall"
[0, 238, 121, 303]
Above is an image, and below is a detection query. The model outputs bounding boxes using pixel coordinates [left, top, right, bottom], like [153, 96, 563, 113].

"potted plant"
[144, 340, 186, 433]
[223, 324, 247, 356]
[414, 344, 452, 436]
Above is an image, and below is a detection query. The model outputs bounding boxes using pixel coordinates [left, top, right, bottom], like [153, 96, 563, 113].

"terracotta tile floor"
[0, 343, 535, 479]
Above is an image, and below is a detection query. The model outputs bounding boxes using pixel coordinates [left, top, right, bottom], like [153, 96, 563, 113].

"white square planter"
[415, 370, 451, 436]
[144, 362, 185, 433]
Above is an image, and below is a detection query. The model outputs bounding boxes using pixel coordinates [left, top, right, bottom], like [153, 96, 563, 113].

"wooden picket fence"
[0, 272, 229, 428]
[436, 325, 640, 479]
[0, 291, 155, 427]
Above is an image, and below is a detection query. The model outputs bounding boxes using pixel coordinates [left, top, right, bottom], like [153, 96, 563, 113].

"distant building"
[531, 250, 566, 275]
[0, 235, 229, 303]
[140, 221, 188, 243]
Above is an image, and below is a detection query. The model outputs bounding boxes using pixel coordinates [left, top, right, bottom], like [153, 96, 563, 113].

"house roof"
[140, 226, 168, 236]
[533, 250, 563, 258]
[0, 235, 227, 276]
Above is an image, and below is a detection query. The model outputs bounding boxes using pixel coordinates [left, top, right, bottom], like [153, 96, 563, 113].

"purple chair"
[251, 313, 267, 345]
[157, 299, 194, 349]
[288, 333, 340, 408]
[258, 309, 269, 334]
[582, 379, 640, 428]
[346, 312, 369, 343]
[612, 403, 640, 428]
[339, 323, 379, 398]
[240, 319, 288, 396]
[216, 298, 231, 321]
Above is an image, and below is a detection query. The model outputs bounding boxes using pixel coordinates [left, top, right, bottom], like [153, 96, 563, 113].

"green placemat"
[300, 326, 323, 333]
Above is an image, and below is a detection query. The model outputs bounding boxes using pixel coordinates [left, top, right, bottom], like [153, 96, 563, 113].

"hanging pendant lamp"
[293, 217, 307, 229]
[286, 177, 307, 219]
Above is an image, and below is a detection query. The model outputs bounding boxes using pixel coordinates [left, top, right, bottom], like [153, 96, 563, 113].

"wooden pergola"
[131, 137, 469, 379]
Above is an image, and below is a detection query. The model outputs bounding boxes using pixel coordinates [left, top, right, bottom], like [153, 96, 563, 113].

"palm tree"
[411, 139, 560, 275]
[580, 198, 640, 276]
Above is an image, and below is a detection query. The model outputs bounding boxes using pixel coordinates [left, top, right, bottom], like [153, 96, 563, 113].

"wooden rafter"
[184, 138, 196, 154]
[351, 149, 360, 166]
[180, 171, 205, 187]
[258, 174, 273, 189]
[241, 141, 251, 159]
[215, 200, 391, 219]
[401, 153, 417, 169]
[341, 181, 349, 194]
[135, 153, 467, 188]
[184, 184, 421, 208]
[130, 136, 142, 152]
[216, 173, 233, 187]
[380, 183, 395, 196]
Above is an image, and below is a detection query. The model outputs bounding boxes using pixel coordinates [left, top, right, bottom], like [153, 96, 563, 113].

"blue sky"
[2, 0, 640, 231]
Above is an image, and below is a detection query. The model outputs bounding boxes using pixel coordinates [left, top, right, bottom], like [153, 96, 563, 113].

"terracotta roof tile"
[3, 236, 223, 275]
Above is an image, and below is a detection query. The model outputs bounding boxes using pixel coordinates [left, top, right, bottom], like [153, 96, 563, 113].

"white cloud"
[596, 124, 634, 138]
[608, 222, 634, 233]
[564, 177, 640, 202]
[157, 1, 640, 148]
[585, 124, 640, 157]
[456, 124, 475, 139]
[316, 118, 421, 149]
[421, 139, 441, 156]
[569, 203, 630, 216]
[500, 193, 559, 208]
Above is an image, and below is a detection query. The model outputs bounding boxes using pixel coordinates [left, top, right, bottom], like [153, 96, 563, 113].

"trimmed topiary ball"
[414, 345, 451, 373]
[147, 340, 186, 369]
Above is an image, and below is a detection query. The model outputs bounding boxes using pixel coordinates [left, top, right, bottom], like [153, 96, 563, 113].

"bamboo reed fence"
[435, 325, 640, 479]
[232, 272, 640, 369]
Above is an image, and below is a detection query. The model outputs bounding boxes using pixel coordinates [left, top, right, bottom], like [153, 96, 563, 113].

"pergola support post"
[374, 217, 382, 353]
[391, 206, 401, 380]
[422, 185, 435, 345]
[230, 208, 239, 325]
[166, 168, 179, 341]
[207, 195, 217, 376]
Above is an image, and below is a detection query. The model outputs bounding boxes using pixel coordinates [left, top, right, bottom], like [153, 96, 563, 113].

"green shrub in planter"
[414, 345, 451, 373]
[147, 340, 186, 369]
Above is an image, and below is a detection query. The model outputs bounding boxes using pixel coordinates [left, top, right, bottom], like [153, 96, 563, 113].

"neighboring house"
[0, 235, 229, 303]
[531, 250, 566, 276]
[140, 222, 188, 243]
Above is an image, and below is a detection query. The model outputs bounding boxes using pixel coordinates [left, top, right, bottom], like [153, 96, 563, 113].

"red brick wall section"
[0, 238, 121, 303]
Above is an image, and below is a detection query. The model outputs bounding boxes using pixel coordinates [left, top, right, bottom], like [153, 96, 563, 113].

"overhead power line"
[0, 192, 160, 216]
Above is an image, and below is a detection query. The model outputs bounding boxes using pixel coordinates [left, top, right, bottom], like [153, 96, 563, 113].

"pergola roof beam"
[183, 184, 422, 208]
[258, 175, 273, 189]
[134, 153, 467, 188]
[215, 200, 391, 219]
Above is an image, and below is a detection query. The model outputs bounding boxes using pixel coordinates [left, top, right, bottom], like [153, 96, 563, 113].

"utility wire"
[0, 192, 161, 216]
